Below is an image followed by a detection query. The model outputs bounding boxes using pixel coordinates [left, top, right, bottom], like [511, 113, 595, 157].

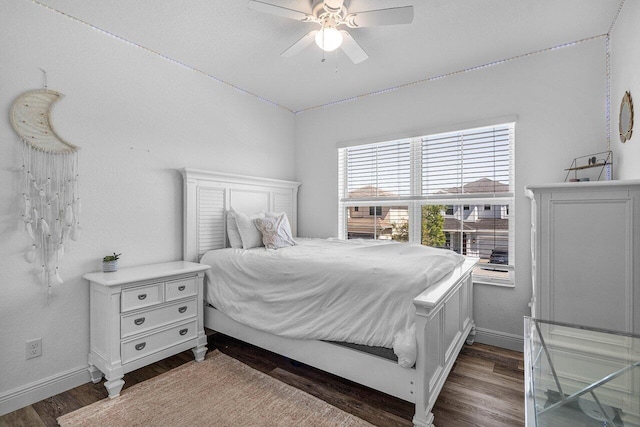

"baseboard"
[474, 327, 524, 352]
[0, 366, 90, 416]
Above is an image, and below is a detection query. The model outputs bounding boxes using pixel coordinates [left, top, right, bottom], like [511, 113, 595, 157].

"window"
[338, 122, 515, 286]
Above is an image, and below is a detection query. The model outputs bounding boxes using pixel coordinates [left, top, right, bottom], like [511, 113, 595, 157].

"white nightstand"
[84, 261, 210, 398]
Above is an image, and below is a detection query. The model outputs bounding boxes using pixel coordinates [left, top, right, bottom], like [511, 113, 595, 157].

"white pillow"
[254, 213, 296, 249]
[226, 210, 243, 249]
[234, 210, 266, 249]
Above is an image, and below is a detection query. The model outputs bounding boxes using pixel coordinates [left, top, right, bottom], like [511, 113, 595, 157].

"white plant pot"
[103, 260, 118, 272]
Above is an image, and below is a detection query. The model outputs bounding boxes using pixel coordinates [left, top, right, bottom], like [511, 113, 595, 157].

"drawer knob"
[179, 328, 188, 336]
[178, 285, 186, 291]
[135, 342, 146, 351]
[178, 306, 187, 314]
[138, 294, 147, 300]
[134, 317, 145, 326]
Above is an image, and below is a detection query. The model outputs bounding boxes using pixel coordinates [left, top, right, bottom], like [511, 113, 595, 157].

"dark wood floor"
[0, 331, 524, 427]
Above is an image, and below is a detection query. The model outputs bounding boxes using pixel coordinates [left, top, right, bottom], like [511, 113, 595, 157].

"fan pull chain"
[321, 23, 327, 63]
[40, 68, 48, 89]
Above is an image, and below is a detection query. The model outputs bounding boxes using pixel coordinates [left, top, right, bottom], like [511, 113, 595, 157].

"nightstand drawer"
[121, 320, 197, 364]
[165, 277, 197, 302]
[121, 283, 163, 312]
[121, 298, 197, 338]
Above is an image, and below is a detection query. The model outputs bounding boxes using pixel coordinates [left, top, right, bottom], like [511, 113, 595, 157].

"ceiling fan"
[248, 0, 414, 64]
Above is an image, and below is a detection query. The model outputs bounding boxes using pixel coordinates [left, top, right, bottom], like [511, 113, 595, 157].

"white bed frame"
[181, 168, 477, 427]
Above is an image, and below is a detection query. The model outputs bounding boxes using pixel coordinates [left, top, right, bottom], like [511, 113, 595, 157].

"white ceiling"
[38, 0, 623, 113]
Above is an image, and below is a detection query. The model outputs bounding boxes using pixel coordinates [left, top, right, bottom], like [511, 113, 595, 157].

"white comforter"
[200, 238, 464, 367]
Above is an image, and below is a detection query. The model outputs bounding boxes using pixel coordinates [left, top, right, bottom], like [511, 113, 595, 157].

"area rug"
[57, 350, 373, 427]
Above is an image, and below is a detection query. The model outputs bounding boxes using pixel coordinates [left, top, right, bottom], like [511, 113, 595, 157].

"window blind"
[343, 139, 412, 200]
[422, 125, 513, 199]
[340, 124, 514, 203]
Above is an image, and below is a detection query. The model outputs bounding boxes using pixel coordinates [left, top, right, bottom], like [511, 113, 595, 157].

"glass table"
[525, 317, 640, 427]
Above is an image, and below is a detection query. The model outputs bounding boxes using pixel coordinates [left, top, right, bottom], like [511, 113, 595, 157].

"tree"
[391, 205, 446, 246]
[421, 205, 446, 247]
[391, 221, 409, 242]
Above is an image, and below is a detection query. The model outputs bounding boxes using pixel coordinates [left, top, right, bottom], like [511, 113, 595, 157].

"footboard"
[412, 258, 477, 427]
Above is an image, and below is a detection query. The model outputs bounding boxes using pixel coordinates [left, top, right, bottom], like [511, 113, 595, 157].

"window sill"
[472, 277, 515, 288]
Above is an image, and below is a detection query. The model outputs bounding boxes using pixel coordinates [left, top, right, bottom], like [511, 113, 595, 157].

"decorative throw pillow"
[234, 210, 266, 249]
[265, 211, 295, 241]
[226, 210, 243, 249]
[254, 213, 296, 249]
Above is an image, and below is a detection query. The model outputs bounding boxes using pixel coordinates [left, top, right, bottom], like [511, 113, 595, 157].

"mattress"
[200, 238, 464, 367]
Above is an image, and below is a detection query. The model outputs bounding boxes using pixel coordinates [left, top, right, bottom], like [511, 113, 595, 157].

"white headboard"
[181, 168, 301, 262]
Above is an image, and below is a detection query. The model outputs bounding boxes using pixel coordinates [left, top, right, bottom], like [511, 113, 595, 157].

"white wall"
[611, 0, 640, 178]
[295, 39, 607, 348]
[0, 0, 294, 413]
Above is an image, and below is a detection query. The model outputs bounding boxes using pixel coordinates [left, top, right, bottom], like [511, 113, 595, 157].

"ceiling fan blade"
[281, 30, 318, 57]
[248, 0, 315, 22]
[345, 6, 414, 28]
[340, 31, 368, 64]
[323, 0, 345, 14]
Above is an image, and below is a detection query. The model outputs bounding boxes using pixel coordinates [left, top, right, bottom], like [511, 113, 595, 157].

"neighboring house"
[441, 178, 509, 259]
[346, 186, 407, 240]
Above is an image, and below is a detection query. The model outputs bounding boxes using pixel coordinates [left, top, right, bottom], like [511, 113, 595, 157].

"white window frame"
[338, 119, 516, 287]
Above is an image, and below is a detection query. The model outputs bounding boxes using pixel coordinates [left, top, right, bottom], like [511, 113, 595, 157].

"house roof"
[348, 185, 398, 199]
[443, 178, 509, 194]
[348, 179, 509, 202]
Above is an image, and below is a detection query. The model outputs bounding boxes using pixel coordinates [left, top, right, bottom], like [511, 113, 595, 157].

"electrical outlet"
[26, 338, 42, 360]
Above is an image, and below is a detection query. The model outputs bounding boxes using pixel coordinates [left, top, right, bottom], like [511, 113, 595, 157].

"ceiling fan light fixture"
[315, 25, 343, 51]
[249, 0, 413, 63]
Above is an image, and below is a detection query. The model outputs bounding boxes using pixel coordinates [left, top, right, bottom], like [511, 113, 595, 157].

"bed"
[181, 168, 478, 427]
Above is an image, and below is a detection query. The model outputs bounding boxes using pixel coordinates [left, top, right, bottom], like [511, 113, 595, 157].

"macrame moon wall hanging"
[10, 89, 81, 299]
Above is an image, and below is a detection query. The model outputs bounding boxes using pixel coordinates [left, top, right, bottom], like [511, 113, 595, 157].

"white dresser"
[526, 180, 640, 333]
[525, 181, 640, 426]
[85, 261, 210, 398]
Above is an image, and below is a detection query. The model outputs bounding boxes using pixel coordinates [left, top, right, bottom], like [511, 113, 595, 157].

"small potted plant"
[102, 252, 121, 272]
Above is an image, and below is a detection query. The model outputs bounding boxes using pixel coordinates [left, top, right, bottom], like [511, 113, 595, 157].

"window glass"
[346, 206, 408, 241]
[424, 204, 511, 281]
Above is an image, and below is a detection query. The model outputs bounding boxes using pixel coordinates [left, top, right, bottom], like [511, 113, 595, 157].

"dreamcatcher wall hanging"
[10, 82, 81, 300]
